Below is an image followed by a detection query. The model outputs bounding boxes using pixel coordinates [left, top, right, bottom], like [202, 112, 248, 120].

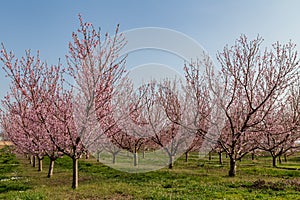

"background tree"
[218, 36, 298, 176]
[0, 46, 63, 176]
[256, 80, 300, 167]
[206, 35, 299, 176]
[137, 81, 192, 169]
[65, 14, 126, 188]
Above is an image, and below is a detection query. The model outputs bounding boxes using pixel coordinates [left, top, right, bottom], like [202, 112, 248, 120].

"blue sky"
[1, 0, 300, 100]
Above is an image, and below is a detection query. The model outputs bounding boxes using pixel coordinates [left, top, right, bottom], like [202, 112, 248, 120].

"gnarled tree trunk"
[32, 156, 36, 167]
[272, 156, 277, 167]
[38, 157, 43, 172]
[218, 152, 222, 165]
[169, 155, 175, 169]
[133, 152, 138, 166]
[112, 153, 117, 164]
[185, 152, 189, 162]
[228, 158, 236, 177]
[97, 150, 101, 162]
[72, 157, 78, 189]
[47, 158, 55, 178]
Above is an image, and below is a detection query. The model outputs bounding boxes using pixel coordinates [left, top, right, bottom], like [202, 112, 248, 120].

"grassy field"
[1, 147, 300, 199]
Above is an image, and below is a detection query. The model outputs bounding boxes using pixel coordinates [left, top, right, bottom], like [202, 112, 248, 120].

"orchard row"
[1, 15, 299, 189]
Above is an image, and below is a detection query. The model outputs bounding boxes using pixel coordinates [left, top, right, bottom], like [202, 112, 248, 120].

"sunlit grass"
[0, 147, 300, 199]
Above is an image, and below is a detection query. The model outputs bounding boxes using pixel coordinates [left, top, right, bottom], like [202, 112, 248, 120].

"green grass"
[97, 149, 177, 173]
[0, 147, 33, 198]
[0, 148, 300, 199]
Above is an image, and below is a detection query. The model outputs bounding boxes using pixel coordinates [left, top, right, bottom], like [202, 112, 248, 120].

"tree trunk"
[284, 154, 287, 162]
[72, 157, 78, 189]
[33, 156, 36, 167]
[218, 152, 222, 165]
[208, 151, 212, 161]
[38, 157, 43, 172]
[228, 158, 236, 177]
[278, 156, 282, 164]
[112, 153, 116, 164]
[29, 155, 33, 165]
[251, 151, 255, 160]
[133, 152, 138, 166]
[97, 151, 101, 162]
[168, 155, 175, 169]
[47, 158, 55, 178]
[142, 150, 145, 159]
[185, 152, 189, 162]
[272, 156, 277, 167]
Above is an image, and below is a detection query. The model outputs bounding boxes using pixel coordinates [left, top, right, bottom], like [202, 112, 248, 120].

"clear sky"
[1, 0, 300, 100]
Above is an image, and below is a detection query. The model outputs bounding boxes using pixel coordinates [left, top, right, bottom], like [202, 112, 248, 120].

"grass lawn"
[1, 147, 300, 200]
